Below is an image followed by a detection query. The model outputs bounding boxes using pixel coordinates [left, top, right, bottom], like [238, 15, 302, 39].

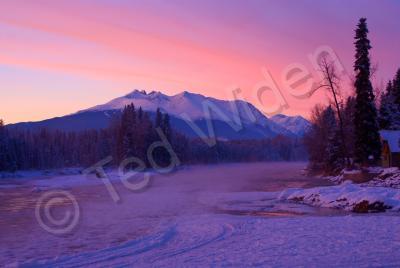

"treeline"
[304, 18, 399, 175]
[304, 98, 356, 174]
[378, 70, 400, 129]
[0, 105, 184, 171]
[190, 136, 306, 164]
[0, 106, 304, 172]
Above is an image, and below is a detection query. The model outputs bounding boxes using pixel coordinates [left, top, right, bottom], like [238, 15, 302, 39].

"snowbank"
[323, 167, 400, 187]
[322, 169, 366, 184]
[279, 181, 400, 212]
[362, 167, 400, 188]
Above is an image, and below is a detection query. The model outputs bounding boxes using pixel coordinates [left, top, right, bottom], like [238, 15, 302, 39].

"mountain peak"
[173, 90, 203, 100]
[124, 89, 147, 98]
[178, 91, 189, 97]
[148, 90, 162, 95]
[270, 114, 310, 136]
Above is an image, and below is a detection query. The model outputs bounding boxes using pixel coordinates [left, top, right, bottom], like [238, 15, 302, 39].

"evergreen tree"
[0, 120, 8, 171]
[378, 81, 400, 130]
[304, 105, 344, 174]
[156, 113, 172, 165]
[323, 106, 343, 174]
[162, 113, 171, 141]
[343, 96, 356, 161]
[353, 18, 381, 165]
[392, 69, 400, 105]
[118, 104, 137, 163]
[0, 120, 18, 172]
[155, 108, 162, 128]
[379, 81, 393, 129]
[138, 107, 143, 122]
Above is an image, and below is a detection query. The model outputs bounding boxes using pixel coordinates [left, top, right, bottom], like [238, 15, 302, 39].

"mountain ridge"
[9, 89, 310, 139]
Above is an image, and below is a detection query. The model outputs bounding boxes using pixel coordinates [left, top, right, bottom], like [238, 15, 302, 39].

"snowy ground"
[1, 162, 400, 267]
[280, 181, 400, 212]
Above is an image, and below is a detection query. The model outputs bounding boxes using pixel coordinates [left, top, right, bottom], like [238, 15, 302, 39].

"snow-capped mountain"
[83, 90, 270, 126]
[83, 89, 308, 137]
[9, 90, 309, 139]
[270, 114, 311, 136]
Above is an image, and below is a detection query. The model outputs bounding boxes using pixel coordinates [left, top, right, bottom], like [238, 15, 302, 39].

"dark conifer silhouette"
[353, 18, 381, 165]
[378, 81, 400, 130]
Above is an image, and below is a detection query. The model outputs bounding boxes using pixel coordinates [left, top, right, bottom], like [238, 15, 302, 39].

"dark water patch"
[215, 201, 349, 218]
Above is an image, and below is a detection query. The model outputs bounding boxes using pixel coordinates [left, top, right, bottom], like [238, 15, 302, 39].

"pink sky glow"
[1, 0, 399, 123]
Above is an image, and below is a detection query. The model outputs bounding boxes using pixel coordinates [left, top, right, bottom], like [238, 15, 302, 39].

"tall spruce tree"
[118, 104, 137, 162]
[353, 18, 381, 164]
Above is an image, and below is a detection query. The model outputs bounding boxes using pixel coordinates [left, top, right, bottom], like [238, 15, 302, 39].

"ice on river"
[1, 162, 400, 267]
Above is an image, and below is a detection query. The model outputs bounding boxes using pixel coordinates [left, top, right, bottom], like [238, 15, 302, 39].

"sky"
[1, 0, 399, 123]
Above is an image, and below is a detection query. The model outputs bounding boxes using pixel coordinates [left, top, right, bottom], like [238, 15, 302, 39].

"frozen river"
[1, 162, 400, 267]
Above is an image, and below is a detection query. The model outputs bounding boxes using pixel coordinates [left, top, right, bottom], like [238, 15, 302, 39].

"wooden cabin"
[380, 130, 400, 167]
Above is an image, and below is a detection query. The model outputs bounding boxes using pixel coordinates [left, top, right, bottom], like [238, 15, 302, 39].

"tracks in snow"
[24, 218, 236, 267]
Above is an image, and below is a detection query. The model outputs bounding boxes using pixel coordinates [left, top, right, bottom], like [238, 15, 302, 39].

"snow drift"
[279, 181, 400, 212]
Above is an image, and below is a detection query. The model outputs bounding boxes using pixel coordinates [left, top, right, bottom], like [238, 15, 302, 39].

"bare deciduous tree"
[316, 56, 350, 167]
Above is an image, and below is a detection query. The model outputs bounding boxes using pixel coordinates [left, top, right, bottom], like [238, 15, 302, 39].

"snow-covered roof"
[380, 130, 400, 153]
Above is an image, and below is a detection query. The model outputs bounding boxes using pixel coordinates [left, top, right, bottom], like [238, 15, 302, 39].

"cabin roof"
[380, 130, 400, 153]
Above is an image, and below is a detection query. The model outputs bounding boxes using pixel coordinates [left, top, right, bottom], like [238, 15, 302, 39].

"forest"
[0, 105, 305, 172]
[304, 18, 400, 175]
